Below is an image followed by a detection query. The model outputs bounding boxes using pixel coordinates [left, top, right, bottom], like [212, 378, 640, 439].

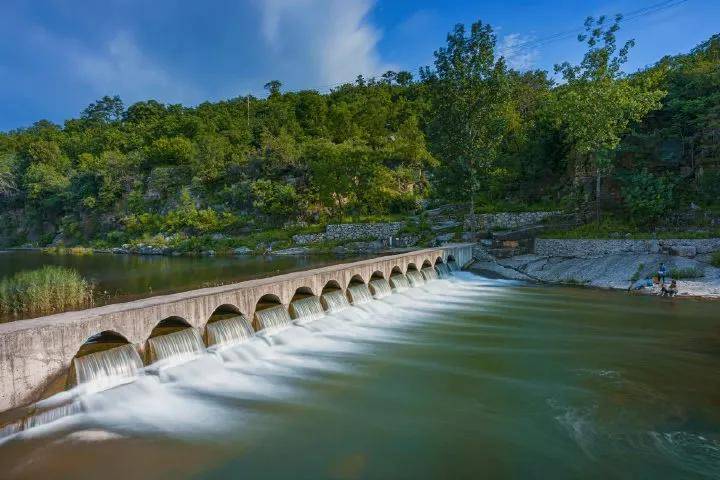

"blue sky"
[1, 0, 718, 131]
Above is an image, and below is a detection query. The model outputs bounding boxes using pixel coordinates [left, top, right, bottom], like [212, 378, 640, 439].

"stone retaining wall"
[535, 238, 720, 258]
[293, 222, 405, 245]
[465, 211, 560, 231]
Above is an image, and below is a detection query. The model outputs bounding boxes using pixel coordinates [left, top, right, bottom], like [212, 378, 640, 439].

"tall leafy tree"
[550, 15, 665, 222]
[422, 20, 511, 213]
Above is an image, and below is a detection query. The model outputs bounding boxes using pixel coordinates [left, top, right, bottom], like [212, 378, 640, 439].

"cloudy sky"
[1, 0, 718, 131]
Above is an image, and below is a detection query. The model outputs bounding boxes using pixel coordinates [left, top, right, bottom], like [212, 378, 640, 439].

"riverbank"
[470, 248, 720, 299]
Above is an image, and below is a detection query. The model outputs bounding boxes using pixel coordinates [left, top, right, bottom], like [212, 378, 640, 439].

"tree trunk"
[595, 167, 601, 227]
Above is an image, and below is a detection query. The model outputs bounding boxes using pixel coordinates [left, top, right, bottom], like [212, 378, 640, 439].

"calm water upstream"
[0, 251, 367, 321]
[1, 273, 719, 479]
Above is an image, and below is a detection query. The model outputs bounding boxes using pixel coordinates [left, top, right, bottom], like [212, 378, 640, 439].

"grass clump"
[711, 251, 720, 268]
[670, 266, 704, 279]
[0, 266, 93, 317]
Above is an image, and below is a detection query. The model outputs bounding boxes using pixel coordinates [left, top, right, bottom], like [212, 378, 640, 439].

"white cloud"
[257, 0, 394, 87]
[72, 32, 199, 103]
[498, 33, 539, 71]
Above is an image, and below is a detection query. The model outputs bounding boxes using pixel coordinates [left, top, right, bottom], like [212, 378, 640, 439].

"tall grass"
[0, 266, 93, 317]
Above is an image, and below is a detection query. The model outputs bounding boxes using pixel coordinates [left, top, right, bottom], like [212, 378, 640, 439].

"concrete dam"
[0, 244, 473, 424]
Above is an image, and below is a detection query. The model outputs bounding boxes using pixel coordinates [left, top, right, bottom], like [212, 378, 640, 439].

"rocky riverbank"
[470, 248, 720, 299]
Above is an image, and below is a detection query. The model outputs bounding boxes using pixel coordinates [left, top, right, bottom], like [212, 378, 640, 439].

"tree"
[264, 80, 282, 97]
[422, 20, 511, 214]
[82, 95, 125, 123]
[550, 15, 665, 223]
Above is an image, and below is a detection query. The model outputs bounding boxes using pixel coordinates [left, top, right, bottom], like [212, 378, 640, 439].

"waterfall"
[389, 274, 410, 292]
[0, 420, 22, 439]
[348, 284, 373, 305]
[290, 296, 325, 323]
[255, 305, 293, 331]
[73, 344, 143, 388]
[406, 270, 425, 287]
[369, 279, 392, 299]
[23, 402, 83, 430]
[206, 315, 254, 347]
[448, 260, 460, 272]
[421, 267, 439, 282]
[435, 263, 452, 278]
[147, 328, 206, 363]
[321, 290, 350, 313]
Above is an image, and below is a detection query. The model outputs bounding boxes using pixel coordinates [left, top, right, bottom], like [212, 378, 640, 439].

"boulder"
[233, 246, 252, 255]
[670, 245, 697, 258]
[272, 247, 310, 255]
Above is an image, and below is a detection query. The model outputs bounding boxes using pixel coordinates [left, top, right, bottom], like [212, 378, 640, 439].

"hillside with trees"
[0, 16, 718, 251]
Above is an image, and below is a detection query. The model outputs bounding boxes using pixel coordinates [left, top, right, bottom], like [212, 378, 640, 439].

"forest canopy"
[0, 17, 718, 248]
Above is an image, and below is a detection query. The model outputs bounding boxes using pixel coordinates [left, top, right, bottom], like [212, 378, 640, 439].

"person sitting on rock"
[661, 279, 678, 297]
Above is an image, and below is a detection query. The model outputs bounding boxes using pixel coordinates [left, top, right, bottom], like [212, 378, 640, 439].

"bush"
[620, 169, 674, 225]
[710, 251, 720, 268]
[0, 266, 93, 317]
[670, 266, 704, 279]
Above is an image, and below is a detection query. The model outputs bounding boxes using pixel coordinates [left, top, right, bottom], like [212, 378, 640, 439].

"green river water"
[0, 271, 718, 479]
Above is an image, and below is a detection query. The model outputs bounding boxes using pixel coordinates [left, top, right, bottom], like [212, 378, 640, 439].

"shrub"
[712, 251, 720, 268]
[670, 266, 704, 279]
[620, 169, 674, 225]
[0, 266, 93, 317]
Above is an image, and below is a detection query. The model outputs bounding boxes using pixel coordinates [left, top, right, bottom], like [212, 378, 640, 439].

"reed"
[0, 266, 93, 317]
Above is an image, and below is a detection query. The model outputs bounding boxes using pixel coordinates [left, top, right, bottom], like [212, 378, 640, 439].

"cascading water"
[421, 267, 439, 282]
[22, 402, 83, 430]
[406, 270, 425, 287]
[389, 274, 410, 292]
[448, 260, 460, 272]
[435, 263, 452, 279]
[72, 343, 144, 388]
[347, 284, 373, 305]
[147, 328, 206, 364]
[321, 290, 350, 313]
[290, 296, 325, 324]
[369, 279, 392, 299]
[206, 315, 254, 347]
[255, 305, 293, 331]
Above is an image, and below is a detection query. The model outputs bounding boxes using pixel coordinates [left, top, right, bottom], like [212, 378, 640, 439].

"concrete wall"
[465, 211, 560, 231]
[0, 244, 472, 413]
[293, 222, 405, 245]
[535, 238, 720, 258]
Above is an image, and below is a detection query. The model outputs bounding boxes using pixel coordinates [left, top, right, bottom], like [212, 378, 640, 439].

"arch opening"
[369, 271, 392, 299]
[320, 280, 349, 313]
[435, 256, 445, 265]
[406, 263, 419, 273]
[291, 286, 315, 302]
[370, 271, 385, 280]
[254, 294, 291, 332]
[205, 304, 253, 348]
[347, 274, 372, 305]
[389, 266, 409, 292]
[68, 330, 142, 390]
[146, 316, 205, 364]
[391, 266, 403, 276]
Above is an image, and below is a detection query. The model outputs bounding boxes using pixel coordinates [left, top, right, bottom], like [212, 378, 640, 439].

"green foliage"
[0, 266, 93, 317]
[620, 169, 674, 224]
[670, 266, 704, 279]
[630, 263, 645, 282]
[251, 179, 299, 220]
[711, 251, 720, 268]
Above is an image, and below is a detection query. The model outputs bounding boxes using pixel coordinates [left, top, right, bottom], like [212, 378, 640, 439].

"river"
[0, 272, 719, 479]
[0, 250, 369, 321]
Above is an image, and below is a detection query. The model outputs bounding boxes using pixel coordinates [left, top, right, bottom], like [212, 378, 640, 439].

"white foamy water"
[389, 274, 410, 292]
[347, 284, 373, 305]
[290, 296, 325, 324]
[255, 305, 293, 331]
[435, 263, 452, 278]
[147, 328, 206, 364]
[369, 278, 392, 299]
[73, 343, 144, 390]
[206, 315, 254, 347]
[406, 270, 425, 287]
[321, 290, 350, 313]
[421, 267, 438, 282]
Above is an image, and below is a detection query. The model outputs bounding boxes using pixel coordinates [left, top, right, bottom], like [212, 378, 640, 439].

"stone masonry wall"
[465, 211, 560, 231]
[535, 238, 720, 258]
[293, 222, 405, 245]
